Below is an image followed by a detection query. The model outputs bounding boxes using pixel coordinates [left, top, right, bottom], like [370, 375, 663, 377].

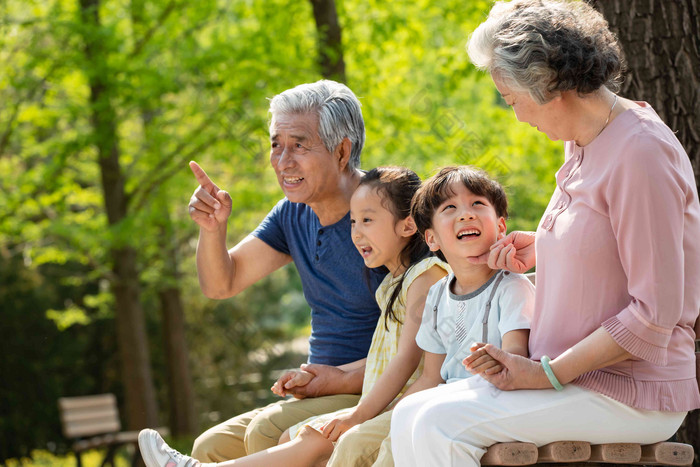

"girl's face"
[350, 185, 414, 276]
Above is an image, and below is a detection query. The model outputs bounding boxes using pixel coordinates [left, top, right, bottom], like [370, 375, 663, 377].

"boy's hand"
[321, 411, 362, 442]
[470, 344, 551, 391]
[463, 342, 503, 375]
[271, 369, 315, 398]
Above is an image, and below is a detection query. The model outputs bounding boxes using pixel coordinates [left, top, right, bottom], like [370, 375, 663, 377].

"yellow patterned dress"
[288, 256, 448, 440]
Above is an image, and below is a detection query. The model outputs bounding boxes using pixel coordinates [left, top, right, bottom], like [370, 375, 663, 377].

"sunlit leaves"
[46, 304, 91, 330]
[338, 0, 561, 233]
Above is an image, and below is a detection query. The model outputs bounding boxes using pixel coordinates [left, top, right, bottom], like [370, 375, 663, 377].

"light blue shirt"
[416, 271, 534, 383]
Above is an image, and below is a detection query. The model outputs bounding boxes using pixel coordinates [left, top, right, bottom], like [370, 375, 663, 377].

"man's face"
[269, 112, 345, 207]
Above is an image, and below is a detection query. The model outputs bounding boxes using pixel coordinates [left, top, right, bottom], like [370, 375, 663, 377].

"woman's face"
[491, 73, 567, 142]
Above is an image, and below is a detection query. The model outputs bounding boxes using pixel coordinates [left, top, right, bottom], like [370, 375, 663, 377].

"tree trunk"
[588, 0, 700, 460]
[112, 247, 159, 429]
[309, 0, 346, 82]
[156, 213, 197, 436]
[79, 0, 158, 430]
[158, 285, 197, 436]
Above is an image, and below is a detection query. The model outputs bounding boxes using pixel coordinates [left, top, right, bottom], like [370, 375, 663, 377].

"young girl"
[138, 166, 449, 467]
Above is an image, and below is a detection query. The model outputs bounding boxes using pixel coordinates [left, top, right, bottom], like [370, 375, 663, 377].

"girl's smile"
[350, 185, 413, 276]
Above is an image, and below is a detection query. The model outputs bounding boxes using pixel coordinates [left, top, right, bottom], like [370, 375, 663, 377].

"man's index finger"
[189, 161, 216, 189]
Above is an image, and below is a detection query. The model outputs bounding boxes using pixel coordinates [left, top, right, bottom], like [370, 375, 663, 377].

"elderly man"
[188, 80, 383, 462]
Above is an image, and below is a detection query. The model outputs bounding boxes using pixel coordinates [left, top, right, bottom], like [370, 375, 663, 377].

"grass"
[3, 449, 132, 466]
[3, 437, 196, 466]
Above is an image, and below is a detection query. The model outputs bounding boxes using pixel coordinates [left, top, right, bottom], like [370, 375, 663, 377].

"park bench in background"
[480, 273, 697, 466]
[58, 393, 169, 467]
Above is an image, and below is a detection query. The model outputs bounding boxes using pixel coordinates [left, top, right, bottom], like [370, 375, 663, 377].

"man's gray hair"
[269, 80, 365, 170]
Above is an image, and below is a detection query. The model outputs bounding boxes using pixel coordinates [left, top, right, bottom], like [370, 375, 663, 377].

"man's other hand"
[284, 363, 348, 398]
[271, 369, 315, 399]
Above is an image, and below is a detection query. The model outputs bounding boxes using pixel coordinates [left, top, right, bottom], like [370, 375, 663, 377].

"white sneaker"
[138, 429, 211, 467]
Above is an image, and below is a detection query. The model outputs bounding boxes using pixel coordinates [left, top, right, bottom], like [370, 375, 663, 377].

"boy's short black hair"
[411, 166, 508, 262]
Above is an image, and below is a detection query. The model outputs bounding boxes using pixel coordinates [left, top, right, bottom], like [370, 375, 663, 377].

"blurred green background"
[5, 0, 674, 464]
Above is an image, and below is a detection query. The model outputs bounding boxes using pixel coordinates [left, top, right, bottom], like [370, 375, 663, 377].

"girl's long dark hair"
[360, 167, 432, 331]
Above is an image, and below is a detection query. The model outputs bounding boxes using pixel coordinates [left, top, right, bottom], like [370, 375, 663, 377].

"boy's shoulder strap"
[481, 271, 509, 342]
[432, 275, 450, 331]
[431, 271, 509, 336]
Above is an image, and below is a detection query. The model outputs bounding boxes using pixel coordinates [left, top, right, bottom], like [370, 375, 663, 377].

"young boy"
[367, 166, 534, 466]
[410, 165, 533, 382]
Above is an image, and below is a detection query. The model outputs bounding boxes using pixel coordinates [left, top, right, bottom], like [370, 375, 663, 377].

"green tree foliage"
[1, 0, 563, 461]
[0, 252, 117, 461]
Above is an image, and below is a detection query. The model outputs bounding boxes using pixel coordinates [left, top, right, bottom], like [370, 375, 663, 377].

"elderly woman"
[390, 1, 700, 465]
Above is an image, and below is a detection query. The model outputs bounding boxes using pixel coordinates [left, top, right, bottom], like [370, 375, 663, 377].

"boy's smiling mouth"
[456, 228, 481, 239]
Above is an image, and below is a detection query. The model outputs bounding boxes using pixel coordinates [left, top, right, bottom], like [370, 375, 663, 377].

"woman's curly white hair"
[468, 0, 625, 104]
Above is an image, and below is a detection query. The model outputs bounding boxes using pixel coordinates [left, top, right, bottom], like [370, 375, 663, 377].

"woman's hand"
[465, 344, 550, 391]
[321, 411, 363, 442]
[469, 231, 536, 273]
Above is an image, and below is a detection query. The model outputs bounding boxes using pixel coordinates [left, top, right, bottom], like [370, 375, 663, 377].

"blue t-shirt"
[253, 198, 384, 365]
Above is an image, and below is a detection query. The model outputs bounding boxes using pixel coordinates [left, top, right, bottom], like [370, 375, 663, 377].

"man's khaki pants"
[191, 394, 360, 462]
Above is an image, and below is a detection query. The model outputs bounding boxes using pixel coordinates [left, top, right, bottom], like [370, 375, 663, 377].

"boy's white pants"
[390, 375, 686, 467]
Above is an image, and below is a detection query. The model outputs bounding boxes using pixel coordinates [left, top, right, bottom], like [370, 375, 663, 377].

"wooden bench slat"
[482, 442, 539, 466]
[589, 443, 641, 463]
[60, 406, 119, 424]
[537, 441, 591, 463]
[62, 419, 121, 439]
[636, 442, 694, 466]
[58, 394, 116, 410]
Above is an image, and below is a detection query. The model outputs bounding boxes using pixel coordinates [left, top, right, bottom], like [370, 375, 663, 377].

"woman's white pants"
[390, 376, 686, 467]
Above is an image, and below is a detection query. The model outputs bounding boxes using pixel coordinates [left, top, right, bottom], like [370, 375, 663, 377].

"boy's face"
[424, 183, 506, 263]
